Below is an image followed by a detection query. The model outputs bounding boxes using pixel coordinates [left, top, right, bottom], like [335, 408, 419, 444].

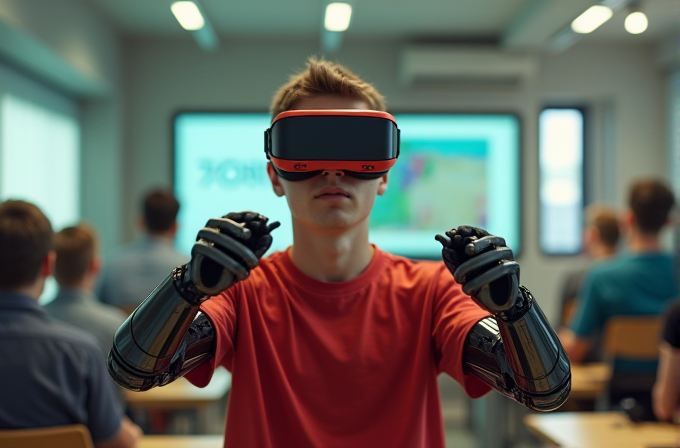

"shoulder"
[39, 318, 102, 356]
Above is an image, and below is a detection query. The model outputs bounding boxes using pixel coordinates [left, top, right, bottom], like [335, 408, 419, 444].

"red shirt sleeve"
[185, 288, 238, 388]
[430, 265, 492, 398]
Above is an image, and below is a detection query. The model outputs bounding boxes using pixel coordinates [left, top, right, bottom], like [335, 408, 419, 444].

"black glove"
[435, 225, 520, 317]
[189, 211, 280, 296]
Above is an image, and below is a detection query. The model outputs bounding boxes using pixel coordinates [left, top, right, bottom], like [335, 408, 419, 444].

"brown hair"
[0, 200, 53, 289]
[270, 57, 386, 118]
[143, 188, 180, 234]
[53, 223, 98, 286]
[628, 179, 675, 234]
[585, 205, 620, 248]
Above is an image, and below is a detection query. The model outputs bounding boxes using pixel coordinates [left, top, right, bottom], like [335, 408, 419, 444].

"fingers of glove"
[453, 247, 514, 284]
[191, 242, 250, 281]
[462, 261, 520, 299]
[197, 228, 259, 270]
[448, 225, 491, 242]
[266, 221, 281, 233]
[464, 235, 509, 257]
[441, 247, 466, 272]
[224, 211, 268, 226]
[252, 234, 273, 259]
[205, 218, 252, 241]
[189, 252, 236, 296]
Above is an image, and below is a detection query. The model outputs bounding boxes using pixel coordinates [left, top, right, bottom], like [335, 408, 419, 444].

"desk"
[569, 363, 611, 400]
[138, 435, 223, 448]
[524, 411, 680, 448]
[125, 367, 231, 433]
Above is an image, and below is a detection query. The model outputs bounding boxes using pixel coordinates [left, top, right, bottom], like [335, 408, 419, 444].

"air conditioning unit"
[399, 45, 537, 88]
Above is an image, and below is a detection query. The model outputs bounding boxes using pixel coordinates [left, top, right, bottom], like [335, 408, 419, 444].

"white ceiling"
[85, 0, 680, 50]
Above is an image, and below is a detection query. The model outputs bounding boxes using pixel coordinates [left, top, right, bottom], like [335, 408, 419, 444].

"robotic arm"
[437, 226, 571, 412]
[107, 212, 279, 391]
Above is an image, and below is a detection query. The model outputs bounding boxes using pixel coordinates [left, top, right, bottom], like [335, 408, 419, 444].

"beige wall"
[123, 36, 668, 323]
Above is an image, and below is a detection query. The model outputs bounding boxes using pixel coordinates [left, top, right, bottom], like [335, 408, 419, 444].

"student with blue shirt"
[560, 179, 678, 408]
[0, 200, 141, 448]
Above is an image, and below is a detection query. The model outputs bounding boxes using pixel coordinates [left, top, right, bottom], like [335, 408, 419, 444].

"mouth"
[315, 187, 350, 199]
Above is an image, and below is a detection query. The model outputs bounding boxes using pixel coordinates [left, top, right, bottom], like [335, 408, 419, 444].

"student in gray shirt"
[97, 188, 188, 312]
[0, 199, 141, 448]
[45, 223, 126, 359]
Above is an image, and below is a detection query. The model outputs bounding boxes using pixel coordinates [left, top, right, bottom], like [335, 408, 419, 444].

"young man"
[0, 200, 140, 448]
[560, 179, 678, 364]
[45, 223, 127, 362]
[109, 59, 570, 448]
[97, 188, 188, 312]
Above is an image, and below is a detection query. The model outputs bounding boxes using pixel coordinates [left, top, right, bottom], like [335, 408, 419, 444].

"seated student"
[653, 300, 680, 422]
[97, 188, 188, 312]
[0, 200, 141, 448]
[560, 179, 678, 408]
[557, 204, 620, 361]
[45, 223, 127, 358]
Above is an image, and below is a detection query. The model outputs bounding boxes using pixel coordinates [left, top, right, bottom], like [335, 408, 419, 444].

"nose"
[321, 169, 345, 177]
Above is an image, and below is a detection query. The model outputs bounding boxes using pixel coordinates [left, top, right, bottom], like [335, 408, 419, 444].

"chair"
[597, 315, 663, 412]
[0, 424, 94, 448]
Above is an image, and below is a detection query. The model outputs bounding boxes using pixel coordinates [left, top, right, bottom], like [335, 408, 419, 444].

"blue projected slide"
[174, 113, 520, 259]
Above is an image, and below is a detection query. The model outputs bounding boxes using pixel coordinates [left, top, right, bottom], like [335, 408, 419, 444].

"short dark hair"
[143, 189, 180, 234]
[628, 179, 675, 234]
[585, 205, 620, 248]
[0, 200, 53, 289]
[53, 223, 97, 286]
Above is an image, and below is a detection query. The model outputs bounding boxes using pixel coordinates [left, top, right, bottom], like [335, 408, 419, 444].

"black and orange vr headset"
[264, 110, 400, 181]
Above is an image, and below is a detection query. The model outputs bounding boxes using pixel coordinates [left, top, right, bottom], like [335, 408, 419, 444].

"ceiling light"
[571, 5, 613, 34]
[325, 3, 352, 32]
[625, 11, 648, 34]
[171, 1, 205, 31]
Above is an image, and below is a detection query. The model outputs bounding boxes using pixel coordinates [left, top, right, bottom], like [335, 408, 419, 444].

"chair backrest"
[0, 424, 94, 448]
[602, 315, 663, 361]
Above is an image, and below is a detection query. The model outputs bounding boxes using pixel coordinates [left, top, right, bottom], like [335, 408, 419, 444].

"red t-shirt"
[186, 246, 491, 448]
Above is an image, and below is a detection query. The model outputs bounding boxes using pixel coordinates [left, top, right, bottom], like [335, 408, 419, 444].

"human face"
[267, 95, 389, 231]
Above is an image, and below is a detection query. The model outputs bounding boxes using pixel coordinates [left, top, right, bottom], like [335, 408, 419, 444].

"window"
[539, 108, 585, 255]
[0, 63, 80, 301]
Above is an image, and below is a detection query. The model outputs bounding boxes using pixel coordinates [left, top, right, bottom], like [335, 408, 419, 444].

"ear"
[621, 209, 635, 229]
[267, 163, 286, 197]
[91, 256, 102, 276]
[170, 221, 179, 235]
[42, 251, 56, 278]
[377, 172, 389, 196]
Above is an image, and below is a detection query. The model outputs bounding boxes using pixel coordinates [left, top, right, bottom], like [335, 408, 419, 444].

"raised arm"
[436, 226, 571, 412]
[107, 212, 279, 391]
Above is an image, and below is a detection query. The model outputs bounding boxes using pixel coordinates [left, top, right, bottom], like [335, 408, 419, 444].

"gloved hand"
[435, 225, 520, 317]
[189, 211, 280, 296]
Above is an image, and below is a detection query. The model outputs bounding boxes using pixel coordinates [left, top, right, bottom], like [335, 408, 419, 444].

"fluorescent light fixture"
[171, 1, 205, 31]
[325, 3, 352, 32]
[625, 11, 648, 34]
[571, 5, 613, 34]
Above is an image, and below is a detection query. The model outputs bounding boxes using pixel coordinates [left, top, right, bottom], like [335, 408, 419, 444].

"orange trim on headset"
[272, 110, 397, 125]
[269, 156, 396, 173]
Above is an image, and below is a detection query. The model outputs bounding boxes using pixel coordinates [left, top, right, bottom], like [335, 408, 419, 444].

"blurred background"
[0, 1, 679, 446]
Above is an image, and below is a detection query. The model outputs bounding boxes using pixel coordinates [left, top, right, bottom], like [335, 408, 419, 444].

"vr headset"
[264, 110, 400, 181]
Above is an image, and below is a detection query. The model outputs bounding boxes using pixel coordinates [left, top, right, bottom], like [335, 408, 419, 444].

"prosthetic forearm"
[463, 286, 571, 412]
[108, 265, 216, 391]
[107, 212, 278, 392]
[437, 226, 571, 412]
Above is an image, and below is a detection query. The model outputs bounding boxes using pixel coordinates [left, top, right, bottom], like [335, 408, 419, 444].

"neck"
[147, 230, 174, 240]
[12, 279, 45, 301]
[290, 221, 374, 282]
[60, 277, 94, 292]
[627, 229, 661, 253]
[590, 244, 617, 260]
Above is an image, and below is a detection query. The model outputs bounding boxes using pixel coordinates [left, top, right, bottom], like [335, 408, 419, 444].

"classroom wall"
[123, 36, 668, 323]
[0, 0, 124, 251]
